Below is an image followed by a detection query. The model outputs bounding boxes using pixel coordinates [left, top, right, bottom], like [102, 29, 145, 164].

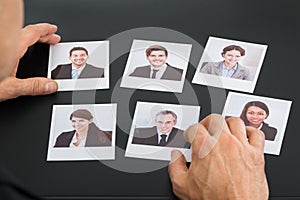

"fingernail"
[171, 150, 182, 161]
[45, 82, 57, 93]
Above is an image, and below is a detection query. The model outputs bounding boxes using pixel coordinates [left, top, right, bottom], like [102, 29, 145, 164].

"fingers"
[22, 23, 61, 46]
[246, 126, 265, 151]
[168, 150, 188, 198]
[19, 23, 61, 58]
[226, 117, 248, 142]
[200, 114, 229, 138]
[0, 77, 58, 101]
[169, 150, 188, 177]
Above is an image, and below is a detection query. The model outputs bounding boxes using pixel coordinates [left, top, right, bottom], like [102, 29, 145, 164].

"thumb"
[0, 77, 58, 101]
[168, 150, 188, 182]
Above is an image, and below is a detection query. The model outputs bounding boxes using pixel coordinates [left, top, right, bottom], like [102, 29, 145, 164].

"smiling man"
[132, 110, 189, 148]
[51, 46, 104, 79]
[129, 45, 183, 81]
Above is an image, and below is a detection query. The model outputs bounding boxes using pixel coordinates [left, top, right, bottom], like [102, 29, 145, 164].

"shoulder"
[56, 130, 74, 138]
[85, 64, 104, 71]
[200, 61, 221, 71]
[171, 127, 184, 135]
[52, 63, 71, 71]
[133, 65, 151, 71]
[261, 122, 277, 140]
[237, 64, 250, 73]
[166, 64, 183, 72]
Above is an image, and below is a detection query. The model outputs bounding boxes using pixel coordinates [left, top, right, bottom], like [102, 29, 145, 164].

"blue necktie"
[72, 69, 79, 79]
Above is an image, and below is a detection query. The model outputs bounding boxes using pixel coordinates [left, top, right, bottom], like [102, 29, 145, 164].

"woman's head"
[240, 101, 269, 128]
[69, 109, 94, 133]
[221, 45, 245, 68]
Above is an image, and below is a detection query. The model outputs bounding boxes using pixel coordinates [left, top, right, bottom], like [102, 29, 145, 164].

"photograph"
[48, 41, 109, 91]
[47, 104, 117, 161]
[222, 92, 292, 155]
[192, 36, 268, 93]
[120, 39, 192, 93]
[125, 101, 200, 161]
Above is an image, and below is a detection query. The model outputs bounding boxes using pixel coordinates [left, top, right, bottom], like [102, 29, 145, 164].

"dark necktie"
[151, 69, 159, 79]
[159, 134, 167, 146]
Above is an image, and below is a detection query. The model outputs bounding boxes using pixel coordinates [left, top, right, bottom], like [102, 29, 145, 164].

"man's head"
[145, 45, 168, 68]
[155, 110, 177, 134]
[68, 47, 89, 68]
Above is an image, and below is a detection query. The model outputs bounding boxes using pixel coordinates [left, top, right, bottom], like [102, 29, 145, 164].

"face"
[69, 50, 88, 68]
[71, 117, 92, 133]
[155, 114, 176, 134]
[246, 106, 268, 127]
[222, 50, 242, 67]
[147, 50, 167, 68]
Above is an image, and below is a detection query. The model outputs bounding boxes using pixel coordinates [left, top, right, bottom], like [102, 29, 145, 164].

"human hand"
[168, 114, 269, 200]
[0, 23, 61, 101]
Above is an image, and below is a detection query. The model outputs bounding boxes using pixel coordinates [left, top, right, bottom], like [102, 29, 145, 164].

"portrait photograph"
[47, 41, 109, 91]
[47, 104, 117, 161]
[120, 39, 192, 93]
[222, 92, 292, 155]
[192, 36, 268, 93]
[125, 101, 200, 161]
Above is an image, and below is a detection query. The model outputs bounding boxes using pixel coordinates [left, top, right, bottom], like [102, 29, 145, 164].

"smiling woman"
[200, 44, 251, 81]
[240, 101, 277, 141]
[54, 109, 112, 147]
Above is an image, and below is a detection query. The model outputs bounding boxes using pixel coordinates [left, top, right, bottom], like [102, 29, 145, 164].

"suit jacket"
[129, 63, 183, 81]
[54, 124, 111, 147]
[132, 126, 190, 148]
[200, 61, 251, 80]
[51, 63, 104, 79]
[261, 122, 277, 141]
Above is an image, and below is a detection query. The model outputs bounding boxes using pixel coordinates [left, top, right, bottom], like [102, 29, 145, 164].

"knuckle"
[31, 79, 41, 95]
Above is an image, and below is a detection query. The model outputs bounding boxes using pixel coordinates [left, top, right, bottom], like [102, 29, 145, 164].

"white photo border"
[47, 103, 117, 161]
[192, 36, 268, 93]
[125, 101, 200, 161]
[120, 39, 192, 93]
[222, 92, 292, 155]
[48, 41, 110, 91]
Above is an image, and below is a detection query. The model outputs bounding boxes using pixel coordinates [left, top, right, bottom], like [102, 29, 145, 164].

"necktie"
[159, 135, 167, 146]
[72, 68, 79, 79]
[151, 69, 159, 79]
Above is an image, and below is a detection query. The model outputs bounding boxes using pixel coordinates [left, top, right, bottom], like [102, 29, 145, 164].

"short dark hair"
[222, 45, 245, 56]
[155, 110, 177, 121]
[240, 101, 269, 126]
[69, 47, 89, 57]
[145, 45, 168, 57]
[70, 109, 93, 120]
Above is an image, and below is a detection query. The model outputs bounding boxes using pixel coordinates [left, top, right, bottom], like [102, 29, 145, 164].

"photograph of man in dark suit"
[129, 45, 183, 81]
[132, 110, 190, 148]
[51, 46, 104, 79]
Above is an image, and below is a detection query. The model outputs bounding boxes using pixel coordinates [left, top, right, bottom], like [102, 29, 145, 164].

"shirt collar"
[150, 63, 167, 71]
[72, 63, 86, 72]
[222, 62, 238, 71]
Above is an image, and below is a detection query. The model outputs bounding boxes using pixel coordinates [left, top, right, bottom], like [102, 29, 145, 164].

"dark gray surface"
[0, 0, 299, 199]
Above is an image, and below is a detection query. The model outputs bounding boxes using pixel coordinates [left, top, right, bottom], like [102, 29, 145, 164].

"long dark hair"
[240, 101, 269, 126]
[70, 109, 111, 142]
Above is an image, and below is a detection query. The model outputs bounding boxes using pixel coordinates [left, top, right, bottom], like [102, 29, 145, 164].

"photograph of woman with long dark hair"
[240, 101, 277, 141]
[54, 109, 111, 147]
